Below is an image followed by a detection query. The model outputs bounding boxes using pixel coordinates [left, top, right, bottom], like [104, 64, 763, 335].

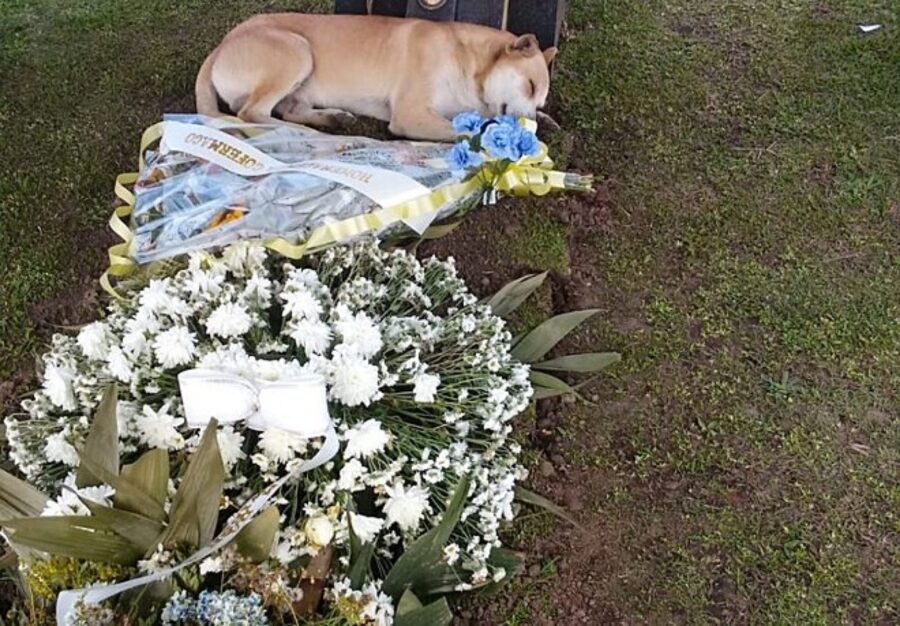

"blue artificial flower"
[514, 128, 541, 158]
[446, 140, 484, 171]
[452, 111, 486, 135]
[481, 123, 521, 161]
[495, 114, 521, 128]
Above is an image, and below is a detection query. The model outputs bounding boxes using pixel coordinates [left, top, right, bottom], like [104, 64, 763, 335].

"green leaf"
[0, 469, 47, 520]
[348, 516, 375, 589]
[1, 517, 143, 564]
[78, 454, 167, 522]
[383, 476, 471, 600]
[162, 421, 224, 549]
[514, 487, 583, 530]
[117, 449, 169, 515]
[486, 272, 548, 318]
[530, 370, 576, 400]
[533, 352, 621, 373]
[512, 310, 600, 363]
[76, 383, 119, 488]
[481, 548, 522, 594]
[394, 591, 453, 626]
[234, 506, 278, 563]
[80, 498, 164, 553]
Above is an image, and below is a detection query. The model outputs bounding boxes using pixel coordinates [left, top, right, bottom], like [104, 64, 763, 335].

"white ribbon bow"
[55, 369, 339, 624]
[177, 368, 332, 438]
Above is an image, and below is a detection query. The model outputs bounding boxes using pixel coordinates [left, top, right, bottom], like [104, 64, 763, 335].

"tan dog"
[195, 14, 557, 141]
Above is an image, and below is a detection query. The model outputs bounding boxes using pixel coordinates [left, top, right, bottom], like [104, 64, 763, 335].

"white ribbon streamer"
[55, 371, 340, 623]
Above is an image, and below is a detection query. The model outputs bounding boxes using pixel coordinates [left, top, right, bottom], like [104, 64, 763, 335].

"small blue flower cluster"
[446, 112, 541, 171]
[161, 590, 269, 626]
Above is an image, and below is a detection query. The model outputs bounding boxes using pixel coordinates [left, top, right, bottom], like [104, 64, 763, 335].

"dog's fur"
[196, 14, 557, 140]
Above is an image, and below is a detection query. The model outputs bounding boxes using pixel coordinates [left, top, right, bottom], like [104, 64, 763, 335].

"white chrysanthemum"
[344, 419, 390, 459]
[413, 372, 441, 403]
[205, 302, 252, 338]
[222, 241, 268, 275]
[329, 352, 381, 407]
[259, 429, 305, 464]
[334, 306, 383, 357]
[216, 426, 246, 471]
[338, 458, 366, 491]
[289, 319, 333, 355]
[44, 432, 79, 467]
[281, 286, 322, 321]
[153, 326, 196, 368]
[77, 321, 110, 360]
[43, 363, 76, 410]
[135, 403, 185, 450]
[442, 543, 460, 565]
[350, 513, 384, 544]
[41, 474, 114, 517]
[383, 481, 430, 531]
[106, 346, 134, 383]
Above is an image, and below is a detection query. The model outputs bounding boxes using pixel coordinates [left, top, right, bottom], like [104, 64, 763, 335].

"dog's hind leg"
[214, 29, 315, 123]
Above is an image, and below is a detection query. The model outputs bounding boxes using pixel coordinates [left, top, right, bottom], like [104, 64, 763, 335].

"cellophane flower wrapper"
[129, 115, 478, 264]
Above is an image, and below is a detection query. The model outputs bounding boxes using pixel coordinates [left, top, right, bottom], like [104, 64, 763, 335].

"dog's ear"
[543, 46, 559, 65]
[507, 34, 540, 57]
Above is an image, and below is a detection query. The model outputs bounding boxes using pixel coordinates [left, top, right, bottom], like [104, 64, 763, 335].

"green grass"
[1, 0, 899, 623]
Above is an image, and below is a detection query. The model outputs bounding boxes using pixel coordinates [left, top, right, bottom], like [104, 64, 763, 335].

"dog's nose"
[501, 104, 508, 115]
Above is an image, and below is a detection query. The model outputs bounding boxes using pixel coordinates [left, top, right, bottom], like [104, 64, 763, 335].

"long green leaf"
[348, 516, 375, 589]
[533, 352, 621, 373]
[0, 469, 47, 520]
[117, 449, 169, 514]
[481, 547, 522, 594]
[76, 383, 119, 488]
[383, 476, 471, 600]
[162, 421, 224, 549]
[486, 272, 548, 318]
[2, 517, 143, 564]
[234, 506, 278, 563]
[530, 370, 577, 400]
[514, 487, 583, 530]
[78, 454, 166, 522]
[80, 499, 164, 553]
[512, 310, 599, 363]
[394, 592, 453, 626]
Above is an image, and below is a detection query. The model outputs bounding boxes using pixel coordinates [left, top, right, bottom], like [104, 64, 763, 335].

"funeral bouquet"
[105, 114, 591, 288]
[2, 241, 616, 625]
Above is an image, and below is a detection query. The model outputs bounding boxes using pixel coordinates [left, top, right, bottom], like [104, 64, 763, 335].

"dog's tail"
[195, 52, 220, 116]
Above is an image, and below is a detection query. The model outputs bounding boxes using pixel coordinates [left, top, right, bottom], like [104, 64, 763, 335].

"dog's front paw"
[331, 111, 357, 128]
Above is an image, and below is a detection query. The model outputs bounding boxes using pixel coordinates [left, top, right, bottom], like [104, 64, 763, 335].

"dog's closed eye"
[528, 79, 536, 97]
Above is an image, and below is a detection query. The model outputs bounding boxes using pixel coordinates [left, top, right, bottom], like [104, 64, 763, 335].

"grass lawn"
[1, 0, 898, 623]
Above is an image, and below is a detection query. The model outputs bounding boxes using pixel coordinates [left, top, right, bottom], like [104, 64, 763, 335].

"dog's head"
[482, 34, 558, 120]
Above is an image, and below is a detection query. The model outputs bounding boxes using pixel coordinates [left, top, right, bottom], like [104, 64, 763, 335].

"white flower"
[153, 326, 196, 368]
[77, 321, 110, 360]
[305, 515, 335, 546]
[43, 363, 76, 410]
[492, 567, 507, 583]
[281, 286, 322, 321]
[334, 306, 383, 357]
[413, 372, 440, 403]
[442, 543, 461, 565]
[349, 513, 384, 544]
[289, 319, 333, 355]
[216, 426, 246, 471]
[106, 346, 134, 383]
[41, 474, 114, 517]
[222, 241, 267, 274]
[344, 419, 390, 459]
[329, 352, 380, 407]
[135, 403, 185, 450]
[259, 428, 304, 464]
[205, 302, 252, 338]
[338, 458, 366, 491]
[44, 432, 79, 467]
[383, 481, 430, 532]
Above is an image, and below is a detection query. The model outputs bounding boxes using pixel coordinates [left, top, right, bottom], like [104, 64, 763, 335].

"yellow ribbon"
[101, 120, 580, 298]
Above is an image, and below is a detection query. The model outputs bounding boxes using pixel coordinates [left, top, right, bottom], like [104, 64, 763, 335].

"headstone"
[335, 0, 566, 49]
